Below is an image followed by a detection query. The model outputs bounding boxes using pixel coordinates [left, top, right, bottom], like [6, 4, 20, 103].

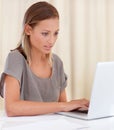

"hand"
[77, 106, 88, 111]
[63, 98, 89, 112]
[74, 98, 89, 107]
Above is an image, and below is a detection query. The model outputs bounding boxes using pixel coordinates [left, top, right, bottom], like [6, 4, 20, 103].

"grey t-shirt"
[0, 50, 67, 102]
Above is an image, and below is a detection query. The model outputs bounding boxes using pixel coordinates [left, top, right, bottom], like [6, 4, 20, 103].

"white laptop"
[57, 62, 114, 120]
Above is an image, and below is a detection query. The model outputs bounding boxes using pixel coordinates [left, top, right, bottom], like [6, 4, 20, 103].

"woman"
[0, 1, 89, 116]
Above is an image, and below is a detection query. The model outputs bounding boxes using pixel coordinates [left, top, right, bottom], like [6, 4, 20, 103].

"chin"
[45, 52, 50, 55]
[44, 50, 51, 54]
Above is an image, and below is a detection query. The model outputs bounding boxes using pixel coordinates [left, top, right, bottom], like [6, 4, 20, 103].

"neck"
[28, 48, 47, 66]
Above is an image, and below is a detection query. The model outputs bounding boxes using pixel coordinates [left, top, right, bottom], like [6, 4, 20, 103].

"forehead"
[35, 18, 59, 30]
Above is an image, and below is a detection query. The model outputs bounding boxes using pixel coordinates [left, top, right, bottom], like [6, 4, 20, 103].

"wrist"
[58, 102, 67, 112]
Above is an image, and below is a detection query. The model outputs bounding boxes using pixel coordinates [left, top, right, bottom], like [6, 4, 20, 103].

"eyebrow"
[42, 29, 59, 32]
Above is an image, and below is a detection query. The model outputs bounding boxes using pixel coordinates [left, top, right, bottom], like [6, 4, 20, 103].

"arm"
[4, 75, 65, 116]
[58, 89, 67, 102]
[4, 75, 89, 117]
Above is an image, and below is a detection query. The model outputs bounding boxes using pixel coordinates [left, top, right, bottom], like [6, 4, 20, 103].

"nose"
[47, 35, 56, 44]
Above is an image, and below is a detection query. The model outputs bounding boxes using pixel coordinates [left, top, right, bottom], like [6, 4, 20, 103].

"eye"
[41, 32, 49, 36]
[54, 31, 59, 36]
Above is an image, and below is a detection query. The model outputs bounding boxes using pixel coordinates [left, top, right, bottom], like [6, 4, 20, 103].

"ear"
[24, 24, 32, 35]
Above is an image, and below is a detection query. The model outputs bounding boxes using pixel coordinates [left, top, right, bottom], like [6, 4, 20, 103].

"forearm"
[5, 100, 65, 117]
[5, 99, 89, 117]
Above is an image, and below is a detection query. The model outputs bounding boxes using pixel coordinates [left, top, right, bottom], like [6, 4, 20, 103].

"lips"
[44, 45, 53, 51]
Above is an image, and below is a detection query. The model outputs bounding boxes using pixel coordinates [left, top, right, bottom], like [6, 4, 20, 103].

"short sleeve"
[4, 51, 24, 82]
[52, 54, 68, 92]
[60, 62, 68, 92]
[0, 51, 24, 97]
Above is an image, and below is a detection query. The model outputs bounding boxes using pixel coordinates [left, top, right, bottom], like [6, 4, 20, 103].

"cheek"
[30, 33, 40, 44]
[30, 34, 46, 49]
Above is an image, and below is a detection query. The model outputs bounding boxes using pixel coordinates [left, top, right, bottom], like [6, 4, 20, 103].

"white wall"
[0, 97, 4, 110]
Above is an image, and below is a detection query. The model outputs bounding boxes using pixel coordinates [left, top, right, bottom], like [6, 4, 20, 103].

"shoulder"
[52, 53, 63, 65]
[8, 50, 24, 59]
[5, 50, 26, 68]
[7, 50, 25, 63]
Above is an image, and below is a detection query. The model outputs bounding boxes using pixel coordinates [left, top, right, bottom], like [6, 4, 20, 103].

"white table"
[0, 110, 114, 130]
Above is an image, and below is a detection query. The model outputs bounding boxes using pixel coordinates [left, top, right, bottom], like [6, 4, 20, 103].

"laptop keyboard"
[71, 109, 88, 114]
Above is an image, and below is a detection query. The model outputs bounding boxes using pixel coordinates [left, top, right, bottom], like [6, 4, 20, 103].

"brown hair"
[16, 1, 59, 62]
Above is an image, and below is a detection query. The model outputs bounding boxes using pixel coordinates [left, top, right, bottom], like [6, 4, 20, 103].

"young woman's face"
[26, 18, 59, 54]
